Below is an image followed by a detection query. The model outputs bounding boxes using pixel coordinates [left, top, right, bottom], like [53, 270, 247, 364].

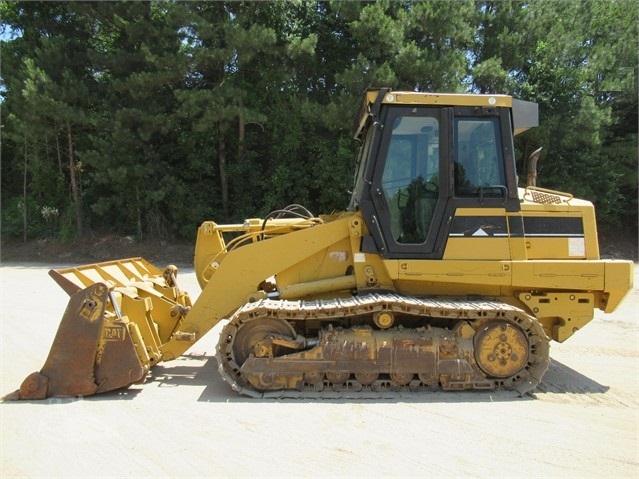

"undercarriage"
[217, 293, 550, 398]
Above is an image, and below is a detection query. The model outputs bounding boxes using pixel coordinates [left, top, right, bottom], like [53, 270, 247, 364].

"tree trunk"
[136, 186, 142, 240]
[219, 122, 229, 220]
[22, 132, 28, 245]
[66, 119, 83, 237]
[55, 120, 63, 174]
[238, 96, 246, 160]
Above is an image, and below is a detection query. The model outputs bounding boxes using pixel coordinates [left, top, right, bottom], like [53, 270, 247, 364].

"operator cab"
[350, 89, 534, 259]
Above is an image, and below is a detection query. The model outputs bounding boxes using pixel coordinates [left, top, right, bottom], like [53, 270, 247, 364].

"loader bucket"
[6, 258, 192, 400]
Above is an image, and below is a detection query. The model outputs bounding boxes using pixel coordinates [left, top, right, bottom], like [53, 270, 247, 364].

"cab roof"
[354, 88, 538, 138]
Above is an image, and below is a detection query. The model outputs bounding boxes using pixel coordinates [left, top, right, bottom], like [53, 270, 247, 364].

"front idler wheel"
[231, 318, 297, 366]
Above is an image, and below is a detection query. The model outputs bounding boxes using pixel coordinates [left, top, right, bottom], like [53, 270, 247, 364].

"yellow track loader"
[8, 89, 633, 399]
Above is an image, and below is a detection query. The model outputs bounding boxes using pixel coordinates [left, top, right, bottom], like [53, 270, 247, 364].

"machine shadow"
[139, 353, 611, 404]
[8, 354, 607, 405]
[533, 359, 610, 395]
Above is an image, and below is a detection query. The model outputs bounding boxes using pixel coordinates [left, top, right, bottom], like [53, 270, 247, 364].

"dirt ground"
[0, 249, 637, 477]
[0, 236, 197, 268]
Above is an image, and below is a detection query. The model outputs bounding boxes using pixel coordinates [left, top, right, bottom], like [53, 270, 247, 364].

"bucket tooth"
[94, 319, 146, 394]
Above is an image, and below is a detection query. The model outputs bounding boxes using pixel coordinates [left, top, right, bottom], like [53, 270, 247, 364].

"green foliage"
[0, 197, 62, 240]
[1, 0, 636, 243]
[0, 197, 28, 239]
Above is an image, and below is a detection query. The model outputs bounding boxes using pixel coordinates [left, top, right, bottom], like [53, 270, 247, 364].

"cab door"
[367, 106, 449, 258]
[439, 106, 521, 260]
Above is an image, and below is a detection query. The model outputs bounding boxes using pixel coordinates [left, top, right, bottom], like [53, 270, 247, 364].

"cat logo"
[103, 325, 126, 341]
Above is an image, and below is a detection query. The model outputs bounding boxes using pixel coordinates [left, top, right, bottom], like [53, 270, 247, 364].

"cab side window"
[454, 118, 504, 197]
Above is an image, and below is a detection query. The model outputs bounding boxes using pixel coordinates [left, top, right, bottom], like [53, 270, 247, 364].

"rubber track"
[215, 293, 550, 398]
